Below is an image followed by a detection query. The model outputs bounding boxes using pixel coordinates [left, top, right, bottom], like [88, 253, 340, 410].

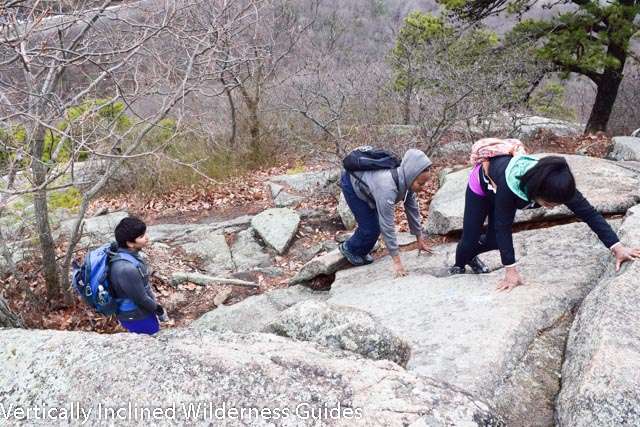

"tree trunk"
[225, 87, 238, 148]
[584, 36, 628, 134]
[0, 295, 23, 328]
[402, 85, 412, 125]
[247, 99, 262, 156]
[585, 71, 624, 133]
[30, 126, 61, 300]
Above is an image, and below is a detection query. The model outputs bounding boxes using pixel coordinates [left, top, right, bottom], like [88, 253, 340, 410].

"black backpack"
[342, 146, 400, 193]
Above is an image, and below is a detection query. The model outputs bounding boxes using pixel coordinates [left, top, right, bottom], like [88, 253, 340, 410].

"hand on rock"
[612, 244, 640, 272]
[417, 236, 433, 255]
[393, 256, 407, 278]
[496, 266, 525, 292]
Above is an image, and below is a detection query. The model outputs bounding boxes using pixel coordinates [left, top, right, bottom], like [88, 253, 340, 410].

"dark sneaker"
[449, 265, 466, 275]
[363, 254, 374, 265]
[467, 256, 489, 274]
[339, 242, 365, 266]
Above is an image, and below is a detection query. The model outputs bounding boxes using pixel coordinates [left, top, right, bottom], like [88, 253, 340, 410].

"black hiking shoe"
[363, 254, 374, 265]
[449, 265, 466, 275]
[467, 256, 489, 274]
[339, 242, 365, 266]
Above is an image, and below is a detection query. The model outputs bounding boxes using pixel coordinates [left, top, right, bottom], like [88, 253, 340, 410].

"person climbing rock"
[339, 148, 433, 277]
[451, 152, 640, 291]
[109, 216, 169, 334]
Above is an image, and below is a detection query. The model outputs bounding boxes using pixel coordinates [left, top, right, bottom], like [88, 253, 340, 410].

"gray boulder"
[337, 192, 355, 230]
[181, 231, 234, 275]
[327, 220, 617, 426]
[512, 115, 583, 139]
[426, 154, 640, 235]
[268, 169, 339, 193]
[193, 216, 630, 426]
[265, 300, 411, 367]
[230, 228, 271, 271]
[0, 328, 501, 426]
[251, 208, 300, 255]
[556, 206, 640, 427]
[58, 211, 128, 245]
[269, 182, 304, 207]
[146, 215, 253, 243]
[192, 286, 329, 333]
[431, 141, 473, 158]
[607, 136, 640, 162]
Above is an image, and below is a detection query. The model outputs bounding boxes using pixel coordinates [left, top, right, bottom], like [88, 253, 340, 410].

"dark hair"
[115, 216, 147, 248]
[519, 156, 576, 204]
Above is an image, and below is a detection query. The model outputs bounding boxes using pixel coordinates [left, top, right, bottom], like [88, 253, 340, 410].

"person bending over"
[339, 149, 433, 277]
[451, 154, 640, 291]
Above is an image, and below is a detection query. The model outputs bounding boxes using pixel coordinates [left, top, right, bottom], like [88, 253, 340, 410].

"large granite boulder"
[59, 211, 129, 243]
[512, 115, 583, 139]
[146, 217, 256, 275]
[0, 328, 501, 426]
[267, 169, 340, 207]
[327, 220, 617, 426]
[268, 169, 340, 193]
[426, 154, 640, 235]
[146, 216, 253, 243]
[264, 300, 411, 367]
[192, 286, 329, 333]
[607, 136, 640, 162]
[193, 216, 628, 425]
[556, 206, 640, 426]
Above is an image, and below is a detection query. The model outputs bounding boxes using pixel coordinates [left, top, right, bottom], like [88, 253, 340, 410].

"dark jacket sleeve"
[113, 262, 158, 313]
[493, 184, 518, 266]
[565, 190, 619, 248]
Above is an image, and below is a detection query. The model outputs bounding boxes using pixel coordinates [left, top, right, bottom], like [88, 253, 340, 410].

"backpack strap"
[110, 252, 143, 276]
[481, 160, 498, 193]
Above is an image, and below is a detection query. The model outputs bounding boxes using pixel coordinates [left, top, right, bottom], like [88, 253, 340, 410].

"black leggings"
[454, 186, 500, 268]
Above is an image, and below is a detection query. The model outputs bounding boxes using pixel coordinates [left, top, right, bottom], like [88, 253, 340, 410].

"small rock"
[251, 208, 300, 255]
[607, 136, 640, 162]
[289, 249, 349, 285]
[337, 192, 356, 230]
[214, 289, 233, 307]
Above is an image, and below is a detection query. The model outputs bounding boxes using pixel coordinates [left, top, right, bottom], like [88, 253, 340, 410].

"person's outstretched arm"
[565, 190, 618, 248]
[566, 190, 640, 271]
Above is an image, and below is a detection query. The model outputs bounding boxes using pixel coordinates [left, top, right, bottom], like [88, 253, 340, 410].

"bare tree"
[213, 0, 319, 156]
[0, 0, 262, 302]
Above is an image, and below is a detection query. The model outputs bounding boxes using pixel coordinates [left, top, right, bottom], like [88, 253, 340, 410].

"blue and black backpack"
[72, 243, 139, 315]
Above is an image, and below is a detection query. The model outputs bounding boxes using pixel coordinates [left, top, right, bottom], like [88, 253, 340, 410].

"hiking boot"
[339, 242, 365, 266]
[449, 265, 466, 275]
[363, 254, 374, 265]
[467, 256, 489, 274]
